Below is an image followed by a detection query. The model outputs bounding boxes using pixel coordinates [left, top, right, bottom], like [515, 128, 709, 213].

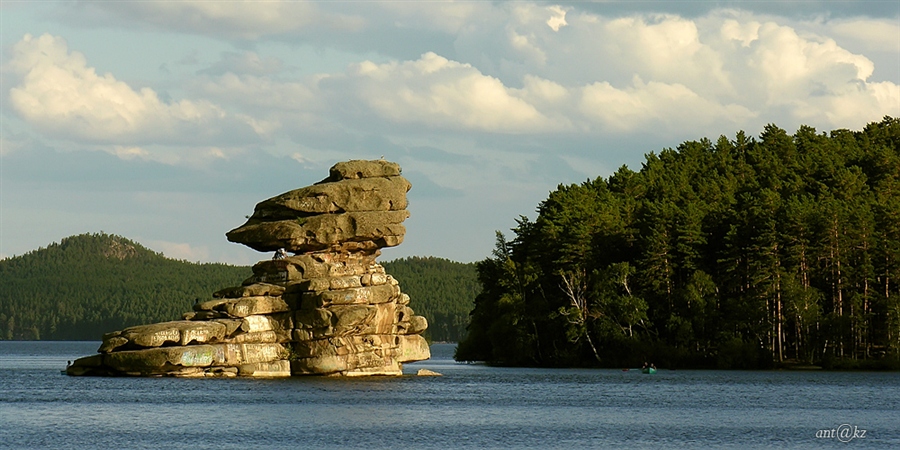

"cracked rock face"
[68, 160, 430, 377]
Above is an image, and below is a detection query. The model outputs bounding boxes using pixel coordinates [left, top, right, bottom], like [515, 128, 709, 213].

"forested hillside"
[457, 117, 900, 370]
[0, 234, 479, 342]
[0, 233, 250, 340]
[383, 256, 479, 342]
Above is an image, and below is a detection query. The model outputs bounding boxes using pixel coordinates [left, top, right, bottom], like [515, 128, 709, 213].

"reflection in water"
[1, 342, 898, 449]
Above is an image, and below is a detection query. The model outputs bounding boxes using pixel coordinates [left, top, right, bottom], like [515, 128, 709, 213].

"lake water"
[0, 341, 897, 449]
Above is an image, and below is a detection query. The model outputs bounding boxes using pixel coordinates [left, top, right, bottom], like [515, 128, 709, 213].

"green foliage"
[0, 233, 250, 340]
[382, 256, 480, 342]
[0, 233, 479, 343]
[458, 116, 900, 369]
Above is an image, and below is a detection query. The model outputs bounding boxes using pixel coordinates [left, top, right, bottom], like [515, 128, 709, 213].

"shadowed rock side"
[68, 160, 430, 377]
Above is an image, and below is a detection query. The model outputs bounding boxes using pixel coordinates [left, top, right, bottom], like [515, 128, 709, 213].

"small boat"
[641, 367, 657, 374]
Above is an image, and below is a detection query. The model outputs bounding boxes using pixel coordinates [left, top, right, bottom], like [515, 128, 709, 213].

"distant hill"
[382, 256, 479, 342]
[0, 233, 250, 340]
[0, 234, 479, 342]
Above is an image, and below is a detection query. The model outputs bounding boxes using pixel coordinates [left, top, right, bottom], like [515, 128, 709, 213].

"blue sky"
[1, 1, 898, 265]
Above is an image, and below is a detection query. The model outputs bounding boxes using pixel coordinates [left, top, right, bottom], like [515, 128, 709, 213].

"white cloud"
[8, 8, 896, 170]
[731, 20, 898, 128]
[720, 19, 761, 47]
[605, 14, 707, 78]
[8, 33, 261, 147]
[181, 6, 896, 139]
[333, 52, 563, 133]
[518, 75, 569, 104]
[46, 2, 898, 136]
[749, 22, 873, 92]
[579, 77, 756, 133]
[103, 143, 245, 167]
[546, 5, 569, 32]
[827, 18, 900, 53]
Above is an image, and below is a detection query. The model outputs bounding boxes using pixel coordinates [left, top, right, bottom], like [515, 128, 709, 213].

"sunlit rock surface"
[68, 160, 429, 377]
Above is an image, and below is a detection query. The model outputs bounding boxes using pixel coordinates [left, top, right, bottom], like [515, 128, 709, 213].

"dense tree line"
[383, 256, 479, 342]
[0, 233, 250, 340]
[457, 117, 900, 370]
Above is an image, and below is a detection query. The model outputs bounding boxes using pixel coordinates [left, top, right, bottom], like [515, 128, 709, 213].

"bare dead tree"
[559, 269, 601, 362]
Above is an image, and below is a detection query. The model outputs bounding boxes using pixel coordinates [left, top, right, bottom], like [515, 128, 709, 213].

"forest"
[0, 233, 250, 340]
[0, 233, 477, 342]
[382, 256, 479, 342]
[457, 116, 900, 370]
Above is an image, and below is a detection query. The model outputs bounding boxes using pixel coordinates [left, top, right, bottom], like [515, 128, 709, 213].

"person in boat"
[273, 248, 287, 260]
[642, 362, 648, 370]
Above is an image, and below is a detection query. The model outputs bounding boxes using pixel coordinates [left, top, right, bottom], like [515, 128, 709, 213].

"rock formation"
[67, 160, 430, 377]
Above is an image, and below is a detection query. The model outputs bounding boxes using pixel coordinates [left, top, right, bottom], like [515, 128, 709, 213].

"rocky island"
[67, 160, 430, 377]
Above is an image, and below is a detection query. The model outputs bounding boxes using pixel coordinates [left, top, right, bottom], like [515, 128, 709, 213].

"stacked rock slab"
[67, 160, 430, 377]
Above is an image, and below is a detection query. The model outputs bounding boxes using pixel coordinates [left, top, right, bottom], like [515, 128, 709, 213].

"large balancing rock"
[248, 176, 411, 220]
[226, 210, 409, 253]
[328, 160, 401, 181]
[226, 159, 411, 254]
[66, 159, 430, 378]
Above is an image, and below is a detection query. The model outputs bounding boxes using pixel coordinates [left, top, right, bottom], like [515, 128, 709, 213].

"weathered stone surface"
[68, 160, 429, 378]
[66, 354, 105, 376]
[300, 284, 399, 309]
[293, 304, 402, 341]
[291, 353, 402, 376]
[194, 296, 290, 318]
[360, 272, 389, 286]
[104, 345, 220, 373]
[99, 321, 227, 353]
[396, 334, 430, 363]
[99, 335, 129, 353]
[224, 330, 290, 344]
[291, 274, 364, 292]
[292, 335, 387, 359]
[417, 369, 442, 376]
[212, 318, 244, 337]
[289, 334, 429, 375]
[214, 283, 285, 299]
[404, 315, 429, 335]
[98, 343, 288, 375]
[292, 334, 428, 360]
[238, 360, 291, 377]
[248, 253, 379, 285]
[240, 313, 292, 333]
[295, 308, 332, 328]
[327, 160, 401, 181]
[248, 176, 410, 220]
[330, 305, 376, 335]
[226, 210, 409, 253]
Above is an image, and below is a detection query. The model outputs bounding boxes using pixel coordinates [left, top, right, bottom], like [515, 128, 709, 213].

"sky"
[1, 1, 898, 266]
